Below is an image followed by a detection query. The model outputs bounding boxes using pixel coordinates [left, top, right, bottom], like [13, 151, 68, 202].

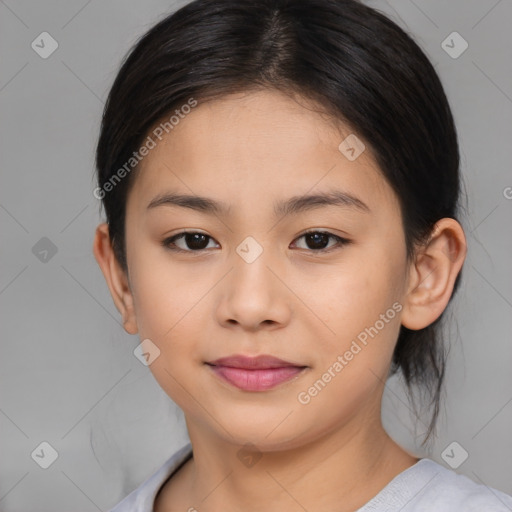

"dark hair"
[95, 0, 466, 447]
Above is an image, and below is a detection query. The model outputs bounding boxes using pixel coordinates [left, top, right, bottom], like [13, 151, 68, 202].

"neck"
[172, 412, 418, 512]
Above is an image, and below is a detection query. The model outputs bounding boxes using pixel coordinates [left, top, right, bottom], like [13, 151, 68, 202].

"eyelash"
[161, 230, 352, 254]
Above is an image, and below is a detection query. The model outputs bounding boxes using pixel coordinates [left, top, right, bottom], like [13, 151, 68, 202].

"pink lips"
[206, 355, 307, 391]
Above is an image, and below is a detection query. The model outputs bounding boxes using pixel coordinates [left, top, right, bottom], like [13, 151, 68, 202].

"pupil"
[307, 232, 328, 249]
[187, 233, 208, 250]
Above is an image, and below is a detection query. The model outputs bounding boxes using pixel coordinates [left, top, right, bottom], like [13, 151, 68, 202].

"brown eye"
[292, 231, 351, 252]
[161, 230, 351, 254]
[162, 232, 218, 252]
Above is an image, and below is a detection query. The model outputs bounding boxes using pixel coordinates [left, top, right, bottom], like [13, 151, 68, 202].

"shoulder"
[360, 458, 512, 512]
[414, 459, 512, 511]
[107, 443, 193, 512]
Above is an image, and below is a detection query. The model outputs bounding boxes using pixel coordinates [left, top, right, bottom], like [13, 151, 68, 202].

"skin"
[93, 89, 467, 512]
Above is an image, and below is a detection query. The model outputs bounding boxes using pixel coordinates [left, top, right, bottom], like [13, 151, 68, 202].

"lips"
[208, 354, 304, 369]
[205, 354, 307, 391]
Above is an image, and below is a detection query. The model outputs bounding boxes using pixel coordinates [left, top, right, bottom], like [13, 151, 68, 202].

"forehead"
[127, 89, 399, 218]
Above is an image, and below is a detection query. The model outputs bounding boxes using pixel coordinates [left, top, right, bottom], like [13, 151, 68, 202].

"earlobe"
[400, 218, 467, 331]
[92, 223, 138, 335]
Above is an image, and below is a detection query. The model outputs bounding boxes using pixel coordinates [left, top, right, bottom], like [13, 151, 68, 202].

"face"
[121, 89, 411, 450]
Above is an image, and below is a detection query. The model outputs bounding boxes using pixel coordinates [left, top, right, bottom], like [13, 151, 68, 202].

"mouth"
[205, 354, 308, 391]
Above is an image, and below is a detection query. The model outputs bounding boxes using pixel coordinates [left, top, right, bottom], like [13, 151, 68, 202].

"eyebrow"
[146, 190, 370, 216]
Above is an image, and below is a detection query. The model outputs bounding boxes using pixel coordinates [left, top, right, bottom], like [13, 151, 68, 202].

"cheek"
[310, 259, 389, 323]
[127, 241, 210, 337]
[129, 260, 208, 404]
[298, 276, 402, 423]
[312, 250, 405, 366]
[134, 281, 207, 344]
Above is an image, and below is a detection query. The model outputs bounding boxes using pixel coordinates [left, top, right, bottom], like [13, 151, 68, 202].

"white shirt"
[108, 442, 512, 511]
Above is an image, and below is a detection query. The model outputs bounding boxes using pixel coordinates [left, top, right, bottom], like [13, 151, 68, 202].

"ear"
[92, 223, 138, 335]
[401, 218, 467, 330]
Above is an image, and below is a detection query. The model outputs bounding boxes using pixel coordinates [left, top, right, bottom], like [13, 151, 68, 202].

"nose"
[215, 248, 292, 332]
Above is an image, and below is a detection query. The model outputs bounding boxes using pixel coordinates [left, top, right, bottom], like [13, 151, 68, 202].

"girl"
[93, 0, 512, 510]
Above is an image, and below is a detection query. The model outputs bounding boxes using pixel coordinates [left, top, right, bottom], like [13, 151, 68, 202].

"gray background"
[1, 0, 511, 510]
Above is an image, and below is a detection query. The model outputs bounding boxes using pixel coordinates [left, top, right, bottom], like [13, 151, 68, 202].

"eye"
[291, 230, 351, 252]
[161, 230, 351, 254]
[162, 231, 219, 253]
